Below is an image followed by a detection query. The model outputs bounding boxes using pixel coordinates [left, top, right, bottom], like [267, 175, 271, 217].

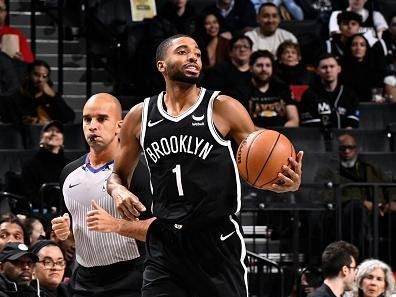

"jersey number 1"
[172, 164, 184, 196]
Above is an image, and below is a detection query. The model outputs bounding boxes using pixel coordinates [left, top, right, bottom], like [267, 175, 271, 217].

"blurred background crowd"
[0, 0, 396, 296]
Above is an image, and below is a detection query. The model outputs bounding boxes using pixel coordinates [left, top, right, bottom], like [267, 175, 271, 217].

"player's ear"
[115, 120, 123, 135]
[157, 61, 165, 73]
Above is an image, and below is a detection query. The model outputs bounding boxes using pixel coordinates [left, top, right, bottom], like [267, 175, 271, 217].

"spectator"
[307, 240, 359, 297]
[0, 217, 29, 250]
[194, 12, 230, 71]
[382, 14, 396, 102]
[0, 52, 19, 123]
[340, 33, 386, 102]
[323, 11, 362, 59]
[233, 50, 299, 127]
[315, 134, 396, 258]
[201, 34, 252, 95]
[202, 0, 257, 38]
[352, 259, 395, 297]
[0, 243, 39, 297]
[250, 0, 304, 20]
[275, 41, 314, 101]
[0, 0, 34, 63]
[30, 240, 69, 297]
[245, 3, 298, 55]
[0, 52, 19, 97]
[7, 60, 75, 125]
[23, 217, 46, 245]
[297, 266, 323, 297]
[299, 54, 360, 129]
[329, 0, 388, 40]
[21, 120, 70, 211]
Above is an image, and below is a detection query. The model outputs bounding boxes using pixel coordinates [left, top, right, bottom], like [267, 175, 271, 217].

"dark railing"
[246, 250, 285, 297]
[30, 0, 64, 95]
[336, 182, 396, 261]
[39, 182, 61, 214]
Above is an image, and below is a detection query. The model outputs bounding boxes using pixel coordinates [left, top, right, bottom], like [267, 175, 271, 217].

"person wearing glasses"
[30, 240, 69, 297]
[308, 240, 359, 297]
[337, 133, 396, 259]
[0, 242, 39, 296]
[352, 259, 395, 297]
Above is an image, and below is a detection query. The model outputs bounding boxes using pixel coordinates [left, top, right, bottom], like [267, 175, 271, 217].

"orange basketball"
[236, 130, 296, 190]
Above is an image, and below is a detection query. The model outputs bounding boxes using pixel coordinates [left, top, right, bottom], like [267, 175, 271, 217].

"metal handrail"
[247, 250, 285, 297]
[336, 182, 396, 259]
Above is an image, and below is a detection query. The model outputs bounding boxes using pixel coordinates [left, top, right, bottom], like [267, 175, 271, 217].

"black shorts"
[142, 215, 248, 297]
[70, 257, 144, 297]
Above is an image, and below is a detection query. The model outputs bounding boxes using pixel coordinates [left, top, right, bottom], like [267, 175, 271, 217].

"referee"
[51, 93, 151, 297]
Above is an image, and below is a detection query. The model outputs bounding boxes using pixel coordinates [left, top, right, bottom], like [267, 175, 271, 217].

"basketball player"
[93, 35, 303, 297]
[51, 93, 151, 297]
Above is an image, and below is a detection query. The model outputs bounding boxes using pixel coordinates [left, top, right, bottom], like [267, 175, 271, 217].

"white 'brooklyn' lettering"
[145, 135, 213, 163]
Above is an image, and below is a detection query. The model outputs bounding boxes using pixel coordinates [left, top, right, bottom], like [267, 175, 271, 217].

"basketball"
[236, 130, 296, 190]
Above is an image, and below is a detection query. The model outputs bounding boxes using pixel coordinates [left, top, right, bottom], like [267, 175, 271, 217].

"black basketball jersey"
[141, 88, 241, 227]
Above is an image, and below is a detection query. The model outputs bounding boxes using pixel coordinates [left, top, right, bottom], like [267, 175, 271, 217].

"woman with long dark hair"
[340, 33, 385, 102]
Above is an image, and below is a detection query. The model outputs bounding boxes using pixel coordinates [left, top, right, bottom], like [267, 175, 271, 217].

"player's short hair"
[249, 50, 274, 66]
[155, 34, 189, 63]
[321, 240, 359, 279]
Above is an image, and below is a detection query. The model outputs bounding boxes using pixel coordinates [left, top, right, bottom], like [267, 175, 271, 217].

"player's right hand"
[111, 186, 146, 221]
[51, 213, 71, 241]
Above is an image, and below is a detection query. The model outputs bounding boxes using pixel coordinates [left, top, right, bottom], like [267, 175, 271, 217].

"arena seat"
[359, 103, 396, 129]
[0, 124, 24, 149]
[387, 122, 396, 152]
[332, 129, 391, 152]
[359, 152, 396, 181]
[274, 127, 328, 152]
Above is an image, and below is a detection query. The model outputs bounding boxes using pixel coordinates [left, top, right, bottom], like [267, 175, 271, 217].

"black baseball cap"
[0, 243, 38, 262]
[40, 120, 64, 135]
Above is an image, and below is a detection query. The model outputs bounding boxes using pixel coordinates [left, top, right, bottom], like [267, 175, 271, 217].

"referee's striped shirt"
[61, 155, 140, 268]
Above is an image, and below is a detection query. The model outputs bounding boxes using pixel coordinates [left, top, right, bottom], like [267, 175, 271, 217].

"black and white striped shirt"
[61, 154, 141, 267]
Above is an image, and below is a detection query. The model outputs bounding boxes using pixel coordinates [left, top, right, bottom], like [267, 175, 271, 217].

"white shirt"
[245, 27, 298, 56]
[329, 8, 388, 36]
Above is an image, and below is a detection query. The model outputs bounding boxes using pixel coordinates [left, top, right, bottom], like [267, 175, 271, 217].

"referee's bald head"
[84, 93, 122, 121]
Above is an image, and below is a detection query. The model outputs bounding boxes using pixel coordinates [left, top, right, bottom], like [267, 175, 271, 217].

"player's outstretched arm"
[213, 95, 303, 193]
[107, 103, 146, 220]
[86, 201, 155, 242]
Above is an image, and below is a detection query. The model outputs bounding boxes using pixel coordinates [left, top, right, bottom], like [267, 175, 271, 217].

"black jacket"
[0, 275, 38, 297]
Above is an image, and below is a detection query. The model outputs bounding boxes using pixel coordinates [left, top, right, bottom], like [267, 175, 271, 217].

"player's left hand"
[86, 200, 120, 233]
[271, 151, 303, 193]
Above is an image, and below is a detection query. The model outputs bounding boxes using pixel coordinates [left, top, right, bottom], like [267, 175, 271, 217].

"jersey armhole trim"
[207, 92, 231, 146]
[140, 97, 151, 148]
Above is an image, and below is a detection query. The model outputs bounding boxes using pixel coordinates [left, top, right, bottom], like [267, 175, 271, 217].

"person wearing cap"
[30, 240, 69, 297]
[0, 242, 39, 297]
[21, 121, 70, 212]
[5, 60, 74, 125]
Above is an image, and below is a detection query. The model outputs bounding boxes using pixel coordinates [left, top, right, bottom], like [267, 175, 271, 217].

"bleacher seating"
[332, 129, 392, 152]
[0, 124, 24, 149]
[274, 127, 328, 152]
[359, 103, 396, 129]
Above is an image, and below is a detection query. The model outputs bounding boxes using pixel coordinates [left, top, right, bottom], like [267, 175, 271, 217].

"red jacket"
[0, 25, 34, 63]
